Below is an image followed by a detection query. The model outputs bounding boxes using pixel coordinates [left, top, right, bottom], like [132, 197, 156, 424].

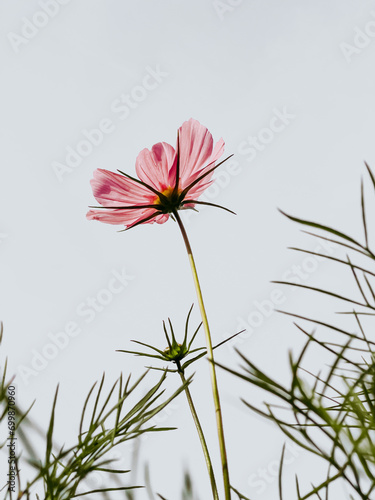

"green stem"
[173, 210, 231, 500]
[176, 361, 219, 500]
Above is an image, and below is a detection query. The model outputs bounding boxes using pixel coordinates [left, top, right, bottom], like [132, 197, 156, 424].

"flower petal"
[177, 119, 225, 191]
[186, 179, 214, 200]
[90, 169, 156, 207]
[178, 118, 213, 182]
[185, 137, 225, 194]
[211, 137, 225, 167]
[136, 142, 176, 192]
[154, 213, 170, 224]
[86, 207, 159, 228]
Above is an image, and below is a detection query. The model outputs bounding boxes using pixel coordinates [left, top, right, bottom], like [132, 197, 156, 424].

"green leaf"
[279, 210, 365, 249]
[72, 486, 144, 496]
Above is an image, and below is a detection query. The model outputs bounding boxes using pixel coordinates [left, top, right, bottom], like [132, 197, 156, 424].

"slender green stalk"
[176, 361, 219, 500]
[173, 209, 231, 500]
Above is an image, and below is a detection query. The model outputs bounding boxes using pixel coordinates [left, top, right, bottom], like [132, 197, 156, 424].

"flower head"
[87, 118, 233, 229]
[117, 305, 206, 373]
[117, 305, 244, 373]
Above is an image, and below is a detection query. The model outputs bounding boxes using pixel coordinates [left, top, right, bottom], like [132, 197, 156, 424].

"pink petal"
[211, 137, 225, 167]
[90, 169, 156, 207]
[178, 119, 212, 182]
[187, 137, 225, 191]
[153, 213, 170, 224]
[186, 179, 215, 200]
[177, 119, 225, 190]
[136, 142, 176, 192]
[86, 207, 159, 228]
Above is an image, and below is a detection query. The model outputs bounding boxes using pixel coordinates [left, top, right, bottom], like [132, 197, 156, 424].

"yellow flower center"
[154, 186, 179, 205]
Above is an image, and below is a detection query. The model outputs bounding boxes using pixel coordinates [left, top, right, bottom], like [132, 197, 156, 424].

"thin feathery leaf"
[301, 230, 372, 258]
[272, 281, 369, 308]
[279, 209, 365, 249]
[187, 322, 203, 350]
[72, 486, 144, 496]
[365, 161, 375, 192]
[130, 340, 166, 357]
[279, 444, 286, 500]
[183, 304, 194, 348]
[361, 178, 369, 248]
[230, 485, 252, 500]
[162, 321, 172, 350]
[167, 318, 176, 345]
[288, 247, 375, 278]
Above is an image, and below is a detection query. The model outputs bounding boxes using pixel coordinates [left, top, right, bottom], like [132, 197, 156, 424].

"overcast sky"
[1, 1, 375, 498]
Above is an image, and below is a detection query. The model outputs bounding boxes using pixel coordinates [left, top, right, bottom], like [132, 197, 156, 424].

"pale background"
[1, 0, 375, 498]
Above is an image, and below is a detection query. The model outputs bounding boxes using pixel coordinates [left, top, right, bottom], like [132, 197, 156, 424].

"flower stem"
[173, 210, 231, 500]
[176, 361, 219, 500]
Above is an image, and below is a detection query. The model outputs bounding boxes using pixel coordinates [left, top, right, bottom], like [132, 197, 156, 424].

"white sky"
[1, 1, 375, 498]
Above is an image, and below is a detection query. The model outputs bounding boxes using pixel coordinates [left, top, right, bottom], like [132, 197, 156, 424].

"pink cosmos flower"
[87, 118, 232, 229]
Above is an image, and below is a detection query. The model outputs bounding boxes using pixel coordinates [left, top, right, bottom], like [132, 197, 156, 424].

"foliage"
[218, 164, 375, 499]
[0, 327, 187, 499]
